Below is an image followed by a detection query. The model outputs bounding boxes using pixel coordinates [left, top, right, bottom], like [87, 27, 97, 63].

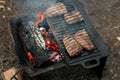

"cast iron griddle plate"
[46, 0, 109, 68]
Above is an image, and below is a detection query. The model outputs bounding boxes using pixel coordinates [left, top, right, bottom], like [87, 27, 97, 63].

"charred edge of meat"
[63, 35, 83, 57]
[45, 2, 67, 18]
[64, 11, 84, 24]
[74, 29, 94, 51]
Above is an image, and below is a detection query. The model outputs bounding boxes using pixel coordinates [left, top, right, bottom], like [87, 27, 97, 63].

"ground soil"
[0, 0, 120, 80]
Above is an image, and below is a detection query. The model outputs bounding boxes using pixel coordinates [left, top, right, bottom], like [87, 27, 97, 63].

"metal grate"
[9, 0, 109, 77]
[46, 1, 103, 68]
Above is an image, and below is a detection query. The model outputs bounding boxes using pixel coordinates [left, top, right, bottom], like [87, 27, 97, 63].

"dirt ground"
[0, 0, 120, 80]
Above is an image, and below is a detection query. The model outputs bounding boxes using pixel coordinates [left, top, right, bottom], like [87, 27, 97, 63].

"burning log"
[35, 11, 63, 62]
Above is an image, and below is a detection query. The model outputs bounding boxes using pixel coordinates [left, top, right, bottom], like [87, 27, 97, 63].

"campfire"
[23, 12, 64, 67]
[9, 0, 109, 79]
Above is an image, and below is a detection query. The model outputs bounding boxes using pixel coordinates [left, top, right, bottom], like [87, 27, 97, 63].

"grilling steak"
[64, 11, 83, 24]
[74, 29, 94, 51]
[45, 2, 67, 18]
[63, 35, 83, 57]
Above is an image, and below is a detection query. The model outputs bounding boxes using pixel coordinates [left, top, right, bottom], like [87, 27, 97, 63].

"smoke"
[13, 0, 57, 17]
[25, 0, 57, 13]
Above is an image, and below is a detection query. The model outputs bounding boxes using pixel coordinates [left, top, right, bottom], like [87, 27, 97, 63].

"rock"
[112, 74, 118, 79]
[0, 5, 5, 10]
[0, 5, 5, 14]
[117, 37, 120, 41]
[113, 25, 120, 29]
[7, 7, 11, 11]
[106, 9, 111, 11]
[2, 15, 6, 19]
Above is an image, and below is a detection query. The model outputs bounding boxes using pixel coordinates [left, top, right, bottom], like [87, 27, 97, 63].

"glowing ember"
[27, 51, 35, 66]
[45, 38, 59, 51]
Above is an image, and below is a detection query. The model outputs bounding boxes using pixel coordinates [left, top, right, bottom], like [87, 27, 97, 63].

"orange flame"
[27, 51, 35, 66]
[35, 12, 45, 27]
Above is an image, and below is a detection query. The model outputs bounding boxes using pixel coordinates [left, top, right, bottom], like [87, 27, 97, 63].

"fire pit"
[9, 0, 109, 79]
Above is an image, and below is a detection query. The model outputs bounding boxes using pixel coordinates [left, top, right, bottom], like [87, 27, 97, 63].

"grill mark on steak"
[45, 2, 67, 18]
[64, 11, 83, 24]
[63, 35, 83, 57]
[74, 29, 94, 51]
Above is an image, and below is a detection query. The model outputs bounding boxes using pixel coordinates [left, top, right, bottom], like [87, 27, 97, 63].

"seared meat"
[45, 2, 67, 18]
[74, 29, 94, 51]
[63, 35, 83, 57]
[64, 11, 83, 24]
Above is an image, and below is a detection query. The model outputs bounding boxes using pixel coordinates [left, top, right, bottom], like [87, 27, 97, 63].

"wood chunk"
[1, 67, 23, 80]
